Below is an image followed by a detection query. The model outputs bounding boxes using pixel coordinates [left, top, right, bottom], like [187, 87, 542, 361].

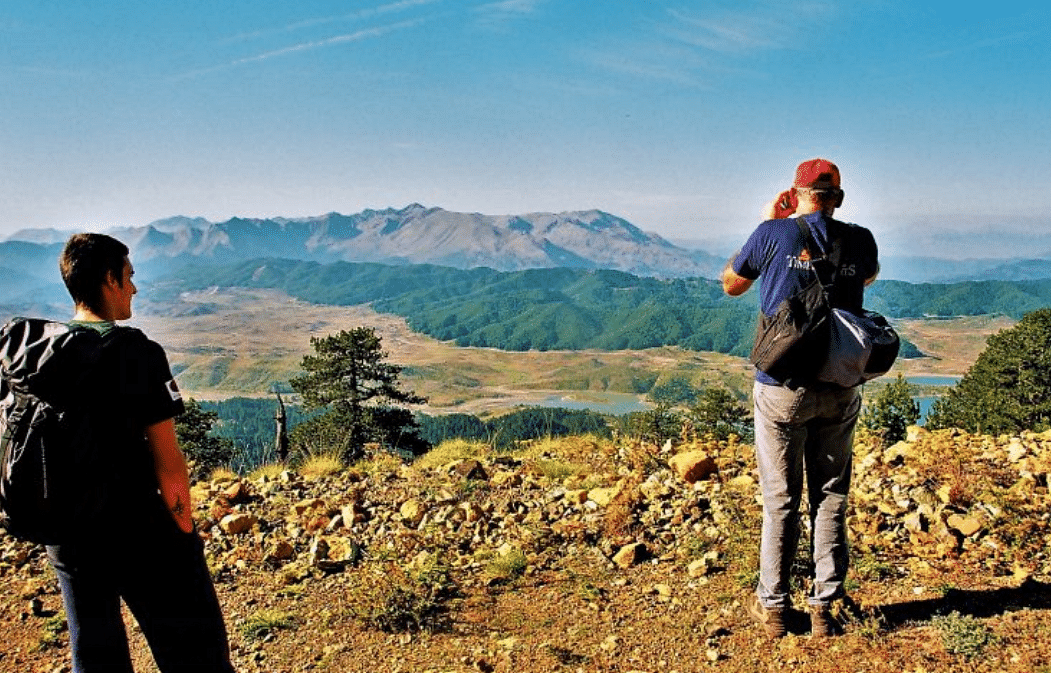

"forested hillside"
[867, 279, 1051, 319]
[159, 258, 1051, 355]
[168, 259, 759, 353]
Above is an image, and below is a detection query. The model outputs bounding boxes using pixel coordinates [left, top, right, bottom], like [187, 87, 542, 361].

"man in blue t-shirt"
[721, 159, 879, 639]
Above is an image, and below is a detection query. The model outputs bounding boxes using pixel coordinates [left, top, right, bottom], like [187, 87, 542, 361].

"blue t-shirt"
[732, 211, 879, 384]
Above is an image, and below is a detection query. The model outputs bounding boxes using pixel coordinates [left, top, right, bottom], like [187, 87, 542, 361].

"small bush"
[239, 609, 296, 641]
[602, 476, 643, 539]
[852, 549, 895, 582]
[932, 611, 999, 660]
[860, 373, 920, 444]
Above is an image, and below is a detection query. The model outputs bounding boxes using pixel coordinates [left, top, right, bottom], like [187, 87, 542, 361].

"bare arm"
[146, 418, 194, 533]
[721, 254, 754, 296]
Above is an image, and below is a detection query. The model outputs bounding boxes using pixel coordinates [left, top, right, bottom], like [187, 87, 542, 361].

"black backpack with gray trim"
[0, 318, 121, 544]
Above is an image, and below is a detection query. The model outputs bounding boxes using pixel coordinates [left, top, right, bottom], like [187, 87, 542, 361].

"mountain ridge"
[7, 204, 722, 279]
[4, 206, 1051, 295]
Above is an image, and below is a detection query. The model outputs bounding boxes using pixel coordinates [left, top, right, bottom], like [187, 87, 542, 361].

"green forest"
[156, 259, 1051, 356]
[200, 397, 614, 469]
[172, 260, 1051, 473]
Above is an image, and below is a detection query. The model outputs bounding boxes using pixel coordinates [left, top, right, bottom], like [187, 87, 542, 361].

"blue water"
[907, 375, 962, 387]
[906, 375, 961, 422]
[525, 375, 960, 419]
[533, 393, 651, 415]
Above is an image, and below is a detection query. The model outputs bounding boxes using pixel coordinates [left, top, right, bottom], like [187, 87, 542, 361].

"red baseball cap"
[793, 158, 841, 189]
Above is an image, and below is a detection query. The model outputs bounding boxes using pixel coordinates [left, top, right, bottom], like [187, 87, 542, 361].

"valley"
[134, 288, 1010, 415]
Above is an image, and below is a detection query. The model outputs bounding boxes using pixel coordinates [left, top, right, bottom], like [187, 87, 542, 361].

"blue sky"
[1, 1, 1048, 254]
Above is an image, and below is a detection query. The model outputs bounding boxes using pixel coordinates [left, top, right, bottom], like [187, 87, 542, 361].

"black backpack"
[749, 218, 839, 385]
[0, 318, 122, 544]
[749, 217, 899, 387]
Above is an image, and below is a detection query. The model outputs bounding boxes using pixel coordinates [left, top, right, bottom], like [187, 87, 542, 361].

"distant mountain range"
[2, 205, 1049, 318]
[5, 204, 725, 279]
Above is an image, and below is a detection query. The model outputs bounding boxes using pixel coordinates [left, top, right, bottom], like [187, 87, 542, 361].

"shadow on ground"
[876, 578, 1051, 629]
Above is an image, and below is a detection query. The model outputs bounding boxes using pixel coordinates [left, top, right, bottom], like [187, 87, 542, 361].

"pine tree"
[860, 373, 920, 443]
[688, 387, 752, 441]
[289, 327, 428, 462]
[926, 308, 1051, 434]
[175, 398, 236, 480]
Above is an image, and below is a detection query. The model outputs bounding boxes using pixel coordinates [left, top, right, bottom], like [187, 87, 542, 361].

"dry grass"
[299, 454, 343, 478]
[414, 439, 493, 470]
[248, 463, 287, 481]
[352, 451, 404, 477]
[208, 466, 239, 482]
[134, 289, 755, 412]
[893, 315, 1015, 376]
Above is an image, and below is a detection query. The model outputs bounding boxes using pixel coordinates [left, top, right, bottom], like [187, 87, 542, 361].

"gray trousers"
[752, 381, 861, 608]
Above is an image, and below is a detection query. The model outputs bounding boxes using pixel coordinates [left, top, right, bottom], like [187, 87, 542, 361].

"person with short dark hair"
[722, 159, 879, 638]
[47, 233, 236, 672]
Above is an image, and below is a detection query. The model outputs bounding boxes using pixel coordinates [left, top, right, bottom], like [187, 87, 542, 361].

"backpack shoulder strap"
[795, 216, 839, 289]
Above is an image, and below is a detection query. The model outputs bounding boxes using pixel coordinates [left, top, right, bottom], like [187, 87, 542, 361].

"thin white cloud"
[474, 0, 545, 28]
[583, 45, 709, 89]
[665, 8, 783, 54]
[176, 19, 424, 80]
[924, 30, 1035, 60]
[584, 3, 825, 87]
[224, 0, 442, 43]
[478, 0, 544, 13]
[232, 20, 422, 66]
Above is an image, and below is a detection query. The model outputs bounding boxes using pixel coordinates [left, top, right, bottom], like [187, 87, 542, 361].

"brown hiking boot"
[748, 595, 787, 638]
[809, 606, 841, 637]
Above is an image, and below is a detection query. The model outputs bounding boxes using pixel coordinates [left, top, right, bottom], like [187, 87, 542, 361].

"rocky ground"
[2, 427, 1050, 673]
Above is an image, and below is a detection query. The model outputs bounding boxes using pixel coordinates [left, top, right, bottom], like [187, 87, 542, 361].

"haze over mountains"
[5, 204, 724, 277]
[2, 204, 1049, 317]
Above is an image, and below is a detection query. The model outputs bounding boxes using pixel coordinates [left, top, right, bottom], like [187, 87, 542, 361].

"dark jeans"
[46, 499, 235, 673]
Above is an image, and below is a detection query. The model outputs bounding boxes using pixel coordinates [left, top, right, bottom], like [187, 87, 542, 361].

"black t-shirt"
[74, 322, 186, 507]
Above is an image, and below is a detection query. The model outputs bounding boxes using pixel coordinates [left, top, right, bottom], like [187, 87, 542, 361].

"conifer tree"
[860, 373, 920, 444]
[175, 398, 236, 480]
[688, 387, 752, 441]
[926, 308, 1051, 434]
[290, 327, 428, 462]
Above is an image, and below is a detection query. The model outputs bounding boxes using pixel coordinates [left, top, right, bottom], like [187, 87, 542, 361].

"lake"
[907, 375, 961, 421]
[522, 375, 961, 420]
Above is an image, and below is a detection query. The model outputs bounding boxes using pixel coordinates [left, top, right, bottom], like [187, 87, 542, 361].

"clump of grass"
[300, 453, 343, 478]
[932, 611, 1000, 660]
[238, 609, 296, 641]
[909, 431, 983, 508]
[33, 615, 66, 652]
[682, 535, 715, 561]
[249, 463, 286, 481]
[485, 548, 528, 582]
[414, 439, 492, 470]
[347, 556, 456, 633]
[534, 458, 587, 481]
[208, 466, 239, 482]
[353, 451, 404, 477]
